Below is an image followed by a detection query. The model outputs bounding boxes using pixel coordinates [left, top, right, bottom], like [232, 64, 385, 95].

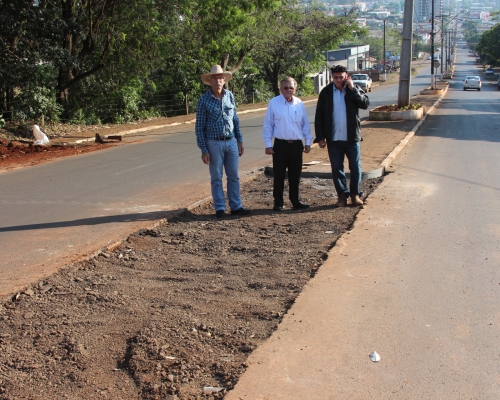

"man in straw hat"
[195, 65, 250, 218]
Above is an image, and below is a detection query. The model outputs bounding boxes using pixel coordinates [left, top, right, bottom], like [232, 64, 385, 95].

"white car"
[350, 74, 372, 92]
[463, 76, 481, 91]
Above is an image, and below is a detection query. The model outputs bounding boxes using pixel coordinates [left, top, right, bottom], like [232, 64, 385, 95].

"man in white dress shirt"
[262, 77, 312, 211]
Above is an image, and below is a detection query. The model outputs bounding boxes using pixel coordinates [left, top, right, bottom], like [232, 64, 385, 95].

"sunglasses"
[282, 86, 295, 90]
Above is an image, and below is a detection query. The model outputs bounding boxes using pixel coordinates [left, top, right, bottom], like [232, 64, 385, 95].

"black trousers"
[272, 139, 304, 207]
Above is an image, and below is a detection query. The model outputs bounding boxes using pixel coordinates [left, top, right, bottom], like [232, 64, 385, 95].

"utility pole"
[383, 19, 387, 82]
[441, 15, 445, 75]
[430, 0, 435, 89]
[448, 29, 453, 69]
[398, 0, 414, 107]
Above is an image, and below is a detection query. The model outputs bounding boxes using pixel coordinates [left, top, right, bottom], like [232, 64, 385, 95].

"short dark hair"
[330, 65, 347, 74]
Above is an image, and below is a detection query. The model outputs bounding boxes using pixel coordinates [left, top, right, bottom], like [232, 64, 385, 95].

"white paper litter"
[369, 351, 380, 362]
[33, 125, 50, 145]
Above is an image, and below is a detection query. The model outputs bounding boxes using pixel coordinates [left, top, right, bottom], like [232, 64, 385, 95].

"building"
[324, 45, 371, 71]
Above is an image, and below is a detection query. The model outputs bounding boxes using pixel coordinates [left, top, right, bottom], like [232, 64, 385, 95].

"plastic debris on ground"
[369, 351, 381, 362]
[33, 125, 50, 145]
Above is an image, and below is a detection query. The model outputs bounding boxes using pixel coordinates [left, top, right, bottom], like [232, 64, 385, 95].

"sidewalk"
[225, 87, 449, 399]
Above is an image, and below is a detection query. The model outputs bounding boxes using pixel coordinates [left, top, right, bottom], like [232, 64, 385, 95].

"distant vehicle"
[497, 77, 500, 90]
[462, 45, 467, 49]
[426, 55, 432, 60]
[351, 74, 372, 92]
[463, 76, 481, 91]
[485, 68, 494, 75]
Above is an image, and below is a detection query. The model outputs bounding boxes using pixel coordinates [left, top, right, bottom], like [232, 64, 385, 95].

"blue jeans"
[206, 138, 242, 211]
[326, 141, 362, 197]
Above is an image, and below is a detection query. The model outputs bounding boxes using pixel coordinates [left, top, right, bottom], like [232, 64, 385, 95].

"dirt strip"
[0, 173, 382, 400]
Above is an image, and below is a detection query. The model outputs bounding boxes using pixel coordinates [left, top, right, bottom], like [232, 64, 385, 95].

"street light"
[436, 10, 467, 77]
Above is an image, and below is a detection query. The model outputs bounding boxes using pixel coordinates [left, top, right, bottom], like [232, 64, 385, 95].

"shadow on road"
[0, 210, 182, 232]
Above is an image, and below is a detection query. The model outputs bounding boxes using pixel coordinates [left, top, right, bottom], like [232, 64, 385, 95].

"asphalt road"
[0, 64, 430, 297]
[227, 43, 500, 399]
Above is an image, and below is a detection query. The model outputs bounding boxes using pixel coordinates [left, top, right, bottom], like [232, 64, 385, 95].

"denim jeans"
[206, 138, 242, 211]
[326, 141, 362, 197]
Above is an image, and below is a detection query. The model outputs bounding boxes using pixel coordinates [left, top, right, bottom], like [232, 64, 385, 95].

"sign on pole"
[433, 60, 440, 68]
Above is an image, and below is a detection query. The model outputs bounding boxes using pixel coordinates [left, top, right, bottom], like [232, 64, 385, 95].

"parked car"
[426, 55, 432, 60]
[485, 68, 494, 75]
[463, 76, 481, 91]
[350, 74, 372, 92]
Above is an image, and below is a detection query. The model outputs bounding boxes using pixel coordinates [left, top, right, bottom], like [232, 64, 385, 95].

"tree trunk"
[58, 65, 71, 121]
[57, 0, 75, 121]
[272, 68, 281, 96]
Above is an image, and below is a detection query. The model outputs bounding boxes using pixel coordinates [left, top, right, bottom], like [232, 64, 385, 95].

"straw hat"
[201, 65, 232, 85]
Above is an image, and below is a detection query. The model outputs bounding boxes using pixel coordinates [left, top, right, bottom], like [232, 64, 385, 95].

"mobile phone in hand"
[343, 74, 350, 87]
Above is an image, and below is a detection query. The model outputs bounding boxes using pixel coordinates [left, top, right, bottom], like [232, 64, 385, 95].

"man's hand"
[345, 77, 354, 90]
[238, 142, 244, 157]
[201, 153, 210, 164]
[317, 139, 326, 149]
[265, 147, 274, 155]
[304, 145, 311, 154]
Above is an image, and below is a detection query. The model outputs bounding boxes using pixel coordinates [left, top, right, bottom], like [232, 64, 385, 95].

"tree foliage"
[476, 23, 500, 66]
[0, 0, 365, 124]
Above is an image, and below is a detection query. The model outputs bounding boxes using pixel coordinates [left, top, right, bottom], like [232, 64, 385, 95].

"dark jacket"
[314, 82, 370, 143]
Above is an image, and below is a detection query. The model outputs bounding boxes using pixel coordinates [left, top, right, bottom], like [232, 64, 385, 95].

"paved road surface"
[227, 43, 500, 399]
[0, 66, 430, 297]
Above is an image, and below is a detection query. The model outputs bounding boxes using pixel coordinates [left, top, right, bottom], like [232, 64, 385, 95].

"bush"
[71, 109, 102, 125]
[21, 85, 63, 123]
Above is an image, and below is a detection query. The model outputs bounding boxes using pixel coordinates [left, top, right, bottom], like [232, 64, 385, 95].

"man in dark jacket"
[314, 65, 370, 206]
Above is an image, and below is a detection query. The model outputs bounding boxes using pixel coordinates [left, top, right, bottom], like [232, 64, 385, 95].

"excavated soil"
[0, 173, 383, 400]
[0, 138, 116, 171]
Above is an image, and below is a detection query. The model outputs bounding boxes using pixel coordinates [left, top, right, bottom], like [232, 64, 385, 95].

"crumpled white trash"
[369, 351, 381, 362]
[33, 124, 50, 145]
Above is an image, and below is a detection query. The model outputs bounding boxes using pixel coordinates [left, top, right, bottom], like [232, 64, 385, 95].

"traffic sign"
[433, 60, 440, 68]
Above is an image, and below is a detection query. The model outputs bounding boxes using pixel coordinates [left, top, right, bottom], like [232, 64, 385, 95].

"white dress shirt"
[262, 94, 312, 148]
[333, 86, 348, 141]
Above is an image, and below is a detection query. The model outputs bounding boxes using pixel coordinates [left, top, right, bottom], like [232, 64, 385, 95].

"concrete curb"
[378, 84, 449, 173]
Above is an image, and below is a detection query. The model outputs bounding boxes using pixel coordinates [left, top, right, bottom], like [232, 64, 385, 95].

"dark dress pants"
[272, 139, 304, 207]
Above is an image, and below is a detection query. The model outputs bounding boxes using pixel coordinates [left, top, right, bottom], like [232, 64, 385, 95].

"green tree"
[476, 23, 500, 66]
[249, 4, 356, 95]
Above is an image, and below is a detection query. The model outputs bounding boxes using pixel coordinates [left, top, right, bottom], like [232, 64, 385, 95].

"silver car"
[463, 76, 481, 91]
[351, 74, 372, 92]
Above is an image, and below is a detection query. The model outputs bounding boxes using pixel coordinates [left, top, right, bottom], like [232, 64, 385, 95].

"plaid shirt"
[195, 89, 242, 154]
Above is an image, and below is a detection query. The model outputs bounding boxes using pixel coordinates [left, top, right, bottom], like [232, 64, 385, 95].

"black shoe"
[215, 210, 225, 218]
[292, 202, 310, 210]
[273, 205, 283, 211]
[231, 207, 251, 215]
